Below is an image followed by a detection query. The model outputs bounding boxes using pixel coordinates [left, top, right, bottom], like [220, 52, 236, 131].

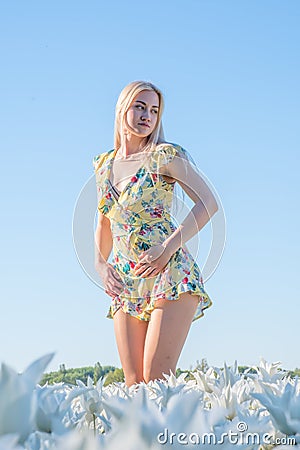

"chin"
[134, 129, 152, 137]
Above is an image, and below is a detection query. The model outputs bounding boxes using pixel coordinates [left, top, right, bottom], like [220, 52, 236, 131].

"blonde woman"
[93, 80, 218, 387]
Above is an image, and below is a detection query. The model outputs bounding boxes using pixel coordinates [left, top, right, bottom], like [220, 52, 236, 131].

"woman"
[93, 80, 219, 387]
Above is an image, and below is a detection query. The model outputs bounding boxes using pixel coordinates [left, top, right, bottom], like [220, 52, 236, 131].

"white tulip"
[251, 378, 300, 438]
[103, 385, 164, 449]
[55, 430, 104, 450]
[247, 357, 286, 384]
[146, 379, 186, 410]
[34, 383, 75, 435]
[23, 431, 57, 450]
[189, 369, 215, 394]
[0, 354, 54, 443]
[0, 434, 23, 450]
[1, 354, 299, 449]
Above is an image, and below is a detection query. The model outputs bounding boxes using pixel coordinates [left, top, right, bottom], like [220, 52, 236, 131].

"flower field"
[0, 354, 299, 449]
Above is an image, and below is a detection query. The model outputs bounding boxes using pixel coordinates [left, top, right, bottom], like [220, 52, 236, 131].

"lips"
[138, 123, 150, 128]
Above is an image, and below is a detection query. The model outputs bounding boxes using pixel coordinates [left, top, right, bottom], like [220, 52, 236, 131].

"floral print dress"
[93, 143, 213, 322]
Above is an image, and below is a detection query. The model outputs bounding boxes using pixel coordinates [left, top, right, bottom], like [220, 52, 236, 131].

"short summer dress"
[93, 143, 213, 322]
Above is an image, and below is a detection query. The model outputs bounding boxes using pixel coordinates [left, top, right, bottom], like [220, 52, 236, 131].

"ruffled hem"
[105, 284, 213, 323]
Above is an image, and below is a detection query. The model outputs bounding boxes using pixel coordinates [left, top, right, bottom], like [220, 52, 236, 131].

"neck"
[118, 133, 148, 157]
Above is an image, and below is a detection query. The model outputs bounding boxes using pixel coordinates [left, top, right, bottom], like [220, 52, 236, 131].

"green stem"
[93, 413, 96, 436]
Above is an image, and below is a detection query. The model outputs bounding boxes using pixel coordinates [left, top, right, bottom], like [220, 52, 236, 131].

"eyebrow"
[135, 100, 159, 108]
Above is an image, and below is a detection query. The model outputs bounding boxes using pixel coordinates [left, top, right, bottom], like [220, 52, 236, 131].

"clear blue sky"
[1, 1, 299, 374]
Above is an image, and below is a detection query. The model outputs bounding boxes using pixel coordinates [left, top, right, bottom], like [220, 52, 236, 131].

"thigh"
[143, 292, 199, 382]
[113, 308, 149, 385]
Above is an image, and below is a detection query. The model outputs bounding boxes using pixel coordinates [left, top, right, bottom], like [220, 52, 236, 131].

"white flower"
[246, 357, 286, 384]
[251, 378, 300, 438]
[1, 354, 298, 449]
[55, 430, 104, 450]
[34, 383, 75, 435]
[23, 431, 57, 450]
[61, 376, 111, 434]
[146, 378, 186, 410]
[0, 434, 23, 450]
[103, 385, 164, 449]
[210, 383, 240, 421]
[0, 354, 54, 443]
[188, 367, 216, 394]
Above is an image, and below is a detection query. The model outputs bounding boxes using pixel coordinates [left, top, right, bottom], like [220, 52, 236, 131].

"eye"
[152, 109, 158, 114]
[135, 104, 144, 109]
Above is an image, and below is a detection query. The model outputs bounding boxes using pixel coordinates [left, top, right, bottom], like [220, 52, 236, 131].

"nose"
[141, 108, 151, 122]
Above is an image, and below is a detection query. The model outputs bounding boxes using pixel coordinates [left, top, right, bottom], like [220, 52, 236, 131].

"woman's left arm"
[134, 152, 219, 277]
[162, 153, 219, 257]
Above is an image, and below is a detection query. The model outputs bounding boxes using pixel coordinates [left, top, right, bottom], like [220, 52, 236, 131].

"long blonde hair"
[113, 80, 186, 216]
[114, 80, 165, 153]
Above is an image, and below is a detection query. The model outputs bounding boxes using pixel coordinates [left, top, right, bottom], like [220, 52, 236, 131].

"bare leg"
[143, 292, 199, 383]
[113, 308, 149, 387]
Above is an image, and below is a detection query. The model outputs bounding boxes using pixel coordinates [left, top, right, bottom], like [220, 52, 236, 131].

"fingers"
[97, 263, 124, 297]
[105, 282, 123, 297]
[135, 261, 149, 270]
[111, 270, 124, 289]
[106, 267, 124, 296]
[142, 267, 157, 277]
[133, 263, 145, 276]
[136, 252, 154, 267]
[105, 289, 115, 297]
[134, 264, 157, 277]
[108, 279, 123, 295]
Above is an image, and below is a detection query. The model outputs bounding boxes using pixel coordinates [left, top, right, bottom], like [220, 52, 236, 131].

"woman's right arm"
[94, 212, 123, 296]
[94, 212, 113, 266]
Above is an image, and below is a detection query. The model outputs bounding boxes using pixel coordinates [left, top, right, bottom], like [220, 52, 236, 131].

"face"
[125, 90, 160, 137]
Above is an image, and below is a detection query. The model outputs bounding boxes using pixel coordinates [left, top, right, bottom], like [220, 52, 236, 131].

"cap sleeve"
[92, 152, 108, 173]
[149, 143, 179, 173]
